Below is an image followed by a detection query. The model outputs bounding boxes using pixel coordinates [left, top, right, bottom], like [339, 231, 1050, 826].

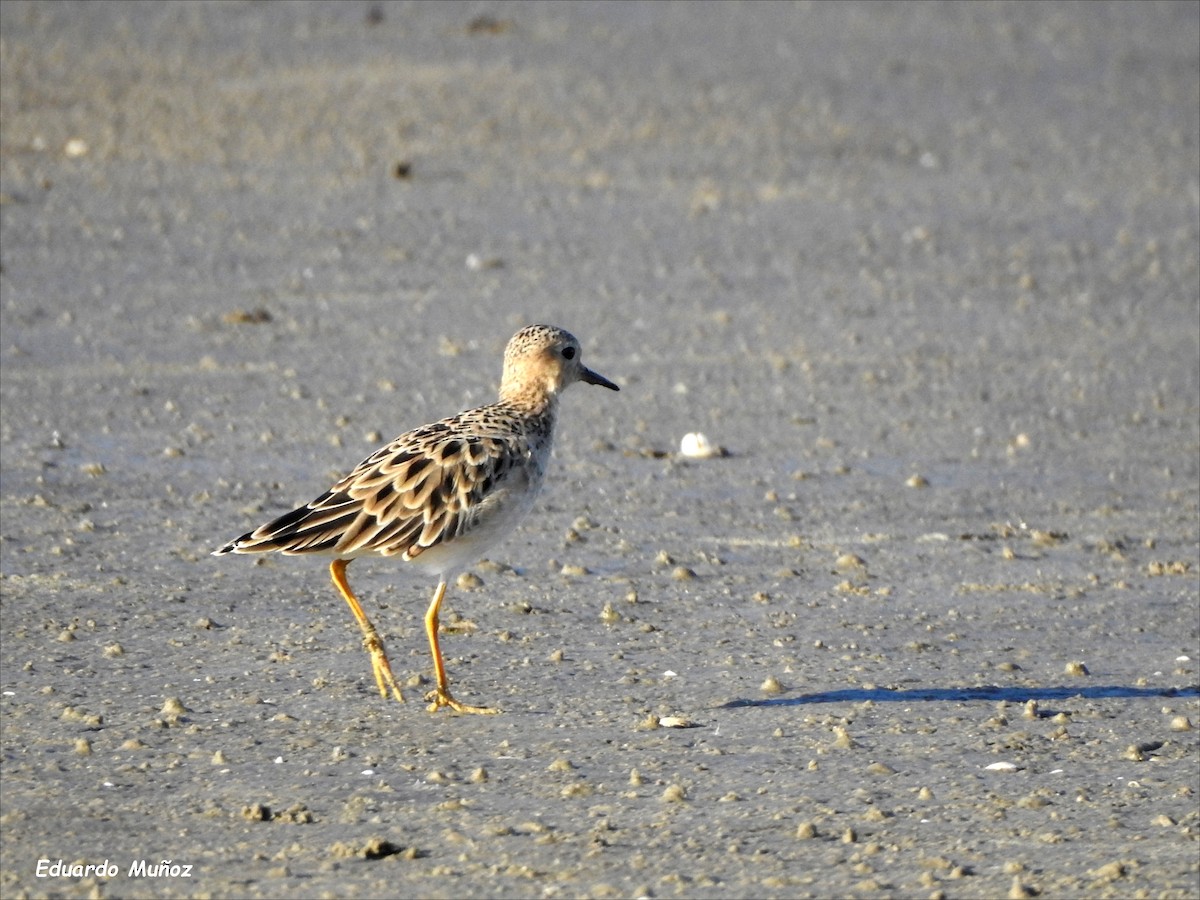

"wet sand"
[1, 2, 1197, 897]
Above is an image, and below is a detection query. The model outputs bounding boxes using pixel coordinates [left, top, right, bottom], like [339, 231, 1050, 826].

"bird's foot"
[425, 688, 499, 715]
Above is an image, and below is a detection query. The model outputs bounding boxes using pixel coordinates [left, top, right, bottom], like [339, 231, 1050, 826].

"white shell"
[659, 715, 699, 728]
[680, 432, 720, 458]
[984, 761, 1020, 772]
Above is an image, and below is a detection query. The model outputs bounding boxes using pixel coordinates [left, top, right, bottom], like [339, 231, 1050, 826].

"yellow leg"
[329, 559, 404, 703]
[424, 579, 499, 714]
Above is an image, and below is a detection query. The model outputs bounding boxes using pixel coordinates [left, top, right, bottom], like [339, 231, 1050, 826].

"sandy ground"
[1, 2, 1198, 898]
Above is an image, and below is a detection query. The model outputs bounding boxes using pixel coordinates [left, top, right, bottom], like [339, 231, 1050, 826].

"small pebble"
[760, 675, 785, 694]
[833, 726, 857, 749]
[465, 253, 503, 271]
[160, 697, 189, 718]
[661, 784, 687, 802]
[1090, 861, 1126, 881]
[1008, 877, 1035, 899]
[835, 553, 867, 571]
[242, 804, 271, 821]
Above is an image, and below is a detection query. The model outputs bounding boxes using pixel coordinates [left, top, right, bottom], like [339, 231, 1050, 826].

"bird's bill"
[581, 366, 620, 391]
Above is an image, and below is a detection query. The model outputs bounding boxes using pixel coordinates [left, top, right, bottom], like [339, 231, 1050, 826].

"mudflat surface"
[1, 2, 1197, 898]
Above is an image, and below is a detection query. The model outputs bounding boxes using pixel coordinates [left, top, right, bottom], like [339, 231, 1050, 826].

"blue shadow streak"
[720, 683, 1200, 709]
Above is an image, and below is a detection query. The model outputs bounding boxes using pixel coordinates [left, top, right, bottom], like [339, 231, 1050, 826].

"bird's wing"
[220, 417, 522, 559]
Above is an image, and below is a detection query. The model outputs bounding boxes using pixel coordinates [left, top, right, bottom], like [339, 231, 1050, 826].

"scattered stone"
[275, 803, 313, 824]
[330, 837, 410, 860]
[661, 784, 687, 802]
[1090, 860, 1127, 881]
[1147, 560, 1190, 576]
[835, 553, 867, 572]
[242, 804, 271, 821]
[222, 308, 271, 324]
[760, 675, 785, 694]
[1008, 876, 1035, 899]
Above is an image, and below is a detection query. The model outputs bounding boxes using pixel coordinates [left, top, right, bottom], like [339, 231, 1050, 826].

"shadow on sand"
[720, 683, 1200, 709]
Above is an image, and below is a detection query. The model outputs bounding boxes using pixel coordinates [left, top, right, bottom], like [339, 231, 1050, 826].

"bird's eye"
[561, 346, 576, 360]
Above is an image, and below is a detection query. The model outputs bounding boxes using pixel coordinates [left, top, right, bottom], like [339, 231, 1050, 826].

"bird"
[213, 324, 618, 714]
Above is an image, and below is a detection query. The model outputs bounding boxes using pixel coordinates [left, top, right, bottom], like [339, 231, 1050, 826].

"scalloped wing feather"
[223, 411, 526, 560]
